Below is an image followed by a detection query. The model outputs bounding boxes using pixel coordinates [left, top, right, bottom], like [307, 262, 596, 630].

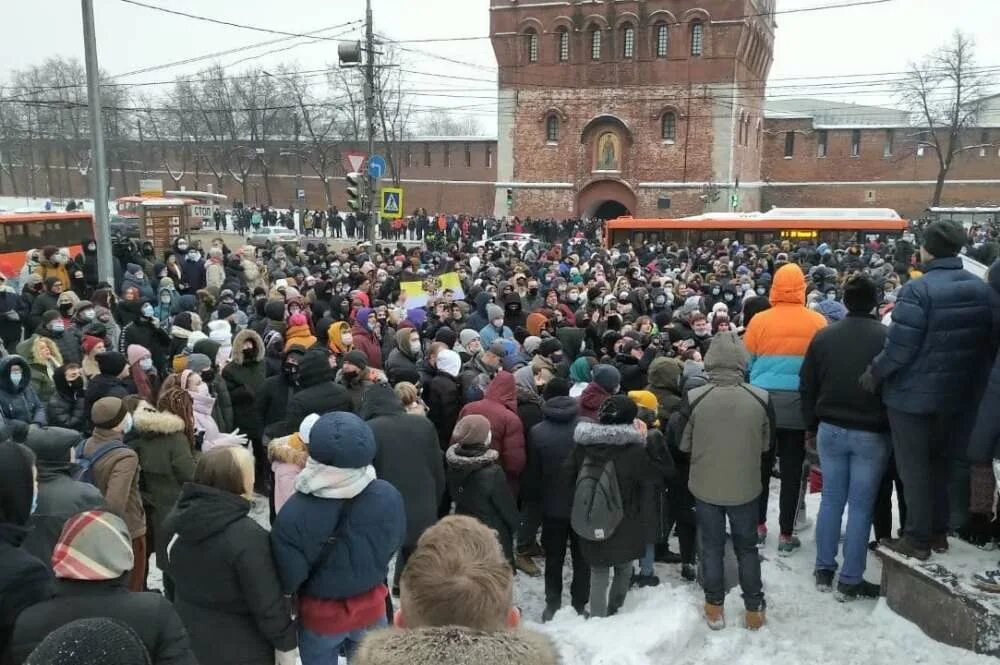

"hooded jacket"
[466, 291, 494, 332]
[354, 627, 560, 665]
[680, 332, 774, 506]
[577, 381, 611, 422]
[743, 264, 826, 429]
[130, 405, 196, 567]
[445, 445, 520, 563]
[222, 329, 267, 443]
[162, 484, 296, 665]
[646, 356, 684, 425]
[385, 328, 420, 378]
[524, 396, 580, 519]
[361, 386, 445, 547]
[350, 307, 384, 370]
[281, 349, 352, 435]
[0, 356, 46, 427]
[457, 371, 526, 496]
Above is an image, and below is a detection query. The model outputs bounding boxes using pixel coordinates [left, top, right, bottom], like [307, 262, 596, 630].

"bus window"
[0, 223, 28, 251]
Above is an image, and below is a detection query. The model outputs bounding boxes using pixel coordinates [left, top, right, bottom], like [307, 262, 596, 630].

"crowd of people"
[2, 216, 1000, 664]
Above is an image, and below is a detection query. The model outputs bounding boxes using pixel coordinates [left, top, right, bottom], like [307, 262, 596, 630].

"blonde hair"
[393, 381, 418, 407]
[400, 515, 513, 631]
[195, 446, 255, 499]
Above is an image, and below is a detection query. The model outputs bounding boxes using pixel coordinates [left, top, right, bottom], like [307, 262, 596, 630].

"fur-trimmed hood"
[445, 443, 499, 470]
[573, 420, 645, 447]
[353, 626, 561, 665]
[132, 405, 186, 435]
[231, 328, 265, 364]
[268, 434, 308, 467]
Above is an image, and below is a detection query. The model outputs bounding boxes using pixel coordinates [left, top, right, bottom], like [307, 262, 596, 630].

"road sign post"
[368, 155, 387, 179]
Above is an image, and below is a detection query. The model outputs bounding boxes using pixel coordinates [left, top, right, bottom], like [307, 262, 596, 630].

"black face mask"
[201, 369, 216, 383]
[67, 378, 85, 394]
[282, 364, 299, 383]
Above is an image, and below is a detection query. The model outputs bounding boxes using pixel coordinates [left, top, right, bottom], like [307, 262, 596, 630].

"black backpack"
[571, 456, 624, 542]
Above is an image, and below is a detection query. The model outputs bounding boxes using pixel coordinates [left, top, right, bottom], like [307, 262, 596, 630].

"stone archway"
[576, 179, 637, 219]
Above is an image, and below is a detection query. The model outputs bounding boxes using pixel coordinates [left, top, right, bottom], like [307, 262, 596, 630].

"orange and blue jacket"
[744, 264, 827, 392]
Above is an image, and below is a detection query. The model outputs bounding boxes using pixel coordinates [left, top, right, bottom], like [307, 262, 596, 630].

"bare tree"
[899, 31, 993, 206]
[414, 112, 482, 138]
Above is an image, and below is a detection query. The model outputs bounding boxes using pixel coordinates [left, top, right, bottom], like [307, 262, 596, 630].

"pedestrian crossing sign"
[381, 187, 404, 216]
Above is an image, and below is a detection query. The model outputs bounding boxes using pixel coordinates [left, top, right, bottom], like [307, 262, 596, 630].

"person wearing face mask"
[121, 299, 171, 374]
[47, 364, 88, 431]
[349, 307, 385, 371]
[32, 246, 71, 294]
[19, 308, 77, 370]
[0, 442, 56, 665]
[127, 344, 161, 405]
[479, 304, 514, 348]
[80, 396, 148, 592]
[28, 277, 62, 332]
[0, 356, 47, 428]
[386, 329, 423, 380]
[326, 320, 354, 368]
[23, 336, 62, 404]
[223, 330, 269, 491]
[74, 237, 101, 295]
[259, 348, 306, 439]
[172, 237, 206, 296]
[84, 351, 134, 421]
[121, 264, 155, 302]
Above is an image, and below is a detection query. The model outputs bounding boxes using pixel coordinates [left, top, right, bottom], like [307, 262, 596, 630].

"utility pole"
[81, 0, 113, 284]
[364, 0, 377, 244]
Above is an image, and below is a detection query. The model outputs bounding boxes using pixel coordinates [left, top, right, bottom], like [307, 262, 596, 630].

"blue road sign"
[368, 155, 387, 179]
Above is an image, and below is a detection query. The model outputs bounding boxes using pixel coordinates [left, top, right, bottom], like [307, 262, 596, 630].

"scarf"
[295, 457, 375, 499]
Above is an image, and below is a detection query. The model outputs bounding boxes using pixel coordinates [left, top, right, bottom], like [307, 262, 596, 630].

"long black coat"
[361, 386, 445, 547]
[523, 396, 579, 520]
[0, 525, 54, 665]
[568, 421, 656, 567]
[426, 372, 462, 450]
[121, 318, 171, 374]
[257, 374, 297, 438]
[10, 577, 196, 665]
[83, 373, 132, 421]
[222, 330, 268, 444]
[46, 392, 86, 431]
[162, 484, 296, 665]
[281, 350, 352, 435]
[445, 446, 520, 564]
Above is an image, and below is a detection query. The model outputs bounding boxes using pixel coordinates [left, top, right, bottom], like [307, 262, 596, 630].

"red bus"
[0, 211, 96, 281]
[605, 208, 909, 248]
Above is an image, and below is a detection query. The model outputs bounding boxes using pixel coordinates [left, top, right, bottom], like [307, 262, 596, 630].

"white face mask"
[139, 358, 154, 371]
[9, 369, 23, 384]
[410, 341, 422, 354]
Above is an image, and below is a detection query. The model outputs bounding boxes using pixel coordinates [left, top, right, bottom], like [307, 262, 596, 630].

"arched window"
[526, 29, 539, 63]
[691, 21, 704, 56]
[738, 113, 745, 145]
[590, 26, 602, 60]
[622, 25, 635, 58]
[655, 22, 669, 57]
[662, 112, 677, 141]
[557, 27, 569, 62]
[546, 115, 559, 143]
[744, 116, 751, 146]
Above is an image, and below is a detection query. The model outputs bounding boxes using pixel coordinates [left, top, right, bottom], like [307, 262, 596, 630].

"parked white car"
[473, 233, 543, 251]
[247, 226, 300, 249]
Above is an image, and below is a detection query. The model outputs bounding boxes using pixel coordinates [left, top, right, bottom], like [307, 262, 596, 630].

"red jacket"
[350, 324, 384, 370]
[457, 371, 525, 496]
[578, 381, 611, 421]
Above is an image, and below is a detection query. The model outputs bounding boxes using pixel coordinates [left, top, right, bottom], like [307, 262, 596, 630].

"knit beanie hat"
[95, 351, 127, 377]
[52, 510, 134, 580]
[42, 310, 61, 326]
[171, 311, 201, 334]
[843, 275, 879, 314]
[486, 304, 504, 322]
[436, 349, 462, 377]
[185, 331, 208, 352]
[543, 377, 571, 399]
[522, 336, 542, 355]
[308, 412, 375, 468]
[26, 618, 151, 665]
[815, 299, 847, 323]
[186, 353, 212, 374]
[434, 327, 458, 348]
[459, 329, 481, 347]
[91, 397, 128, 430]
[592, 363, 621, 394]
[628, 390, 659, 425]
[451, 414, 491, 447]
[216, 304, 236, 321]
[344, 350, 369, 370]
[598, 394, 639, 425]
[126, 344, 151, 366]
[922, 220, 965, 259]
[538, 337, 563, 358]
[193, 339, 221, 364]
[81, 335, 104, 355]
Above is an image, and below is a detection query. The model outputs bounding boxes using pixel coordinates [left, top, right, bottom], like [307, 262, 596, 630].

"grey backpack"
[571, 456, 624, 542]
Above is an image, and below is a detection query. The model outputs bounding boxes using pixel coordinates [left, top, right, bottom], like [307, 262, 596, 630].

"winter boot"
[542, 602, 560, 623]
[681, 563, 697, 582]
[836, 579, 880, 602]
[519, 541, 545, 559]
[654, 545, 682, 564]
[631, 571, 661, 588]
[745, 609, 766, 631]
[880, 536, 930, 561]
[515, 554, 542, 577]
[814, 569, 834, 592]
[704, 603, 725, 630]
[777, 535, 801, 556]
[930, 534, 949, 554]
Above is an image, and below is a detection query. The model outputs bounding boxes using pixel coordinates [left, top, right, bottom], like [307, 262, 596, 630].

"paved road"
[191, 229, 422, 251]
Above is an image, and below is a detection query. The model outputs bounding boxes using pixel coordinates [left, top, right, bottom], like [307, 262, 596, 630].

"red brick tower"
[490, 0, 775, 219]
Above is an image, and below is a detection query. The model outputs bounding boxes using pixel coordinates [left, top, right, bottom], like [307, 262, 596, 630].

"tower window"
[884, 130, 894, 158]
[784, 131, 795, 158]
[691, 22, 703, 56]
[979, 131, 989, 157]
[622, 25, 635, 58]
[443, 144, 450, 168]
[546, 115, 559, 143]
[851, 129, 861, 157]
[662, 112, 677, 142]
[526, 30, 538, 63]
[486, 145, 493, 168]
[557, 28, 569, 62]
[591, 27, 602, 60]
[817, 130, 828, 158]
[423, 143, 431, 167]
[655, 23, 669, 57]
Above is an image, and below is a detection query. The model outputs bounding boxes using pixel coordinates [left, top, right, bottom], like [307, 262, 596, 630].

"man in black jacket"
[800, 276, 889, 600]
[360, 384, 445, 594]
[11, 509, 197, 665]
[280, 348, 351, 435]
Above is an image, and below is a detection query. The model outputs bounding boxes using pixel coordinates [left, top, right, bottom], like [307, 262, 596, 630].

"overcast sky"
[3, 0, 999, 135]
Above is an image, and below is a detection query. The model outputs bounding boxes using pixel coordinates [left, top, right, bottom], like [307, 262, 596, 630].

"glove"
[275, 649, 299, 665]
[858, 366, 879, 393]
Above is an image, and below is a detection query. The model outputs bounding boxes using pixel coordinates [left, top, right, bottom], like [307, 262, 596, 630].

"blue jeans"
[299, 616, 387, 665]
[640, 543, 655, 576]
[814, 423, 890, 584]
[696, 497, 763, 610]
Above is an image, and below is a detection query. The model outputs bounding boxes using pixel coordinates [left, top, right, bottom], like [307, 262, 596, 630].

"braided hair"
[156, 387, 196, 450]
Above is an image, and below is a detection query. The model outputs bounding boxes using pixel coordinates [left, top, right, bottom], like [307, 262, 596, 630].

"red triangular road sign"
[345, 152, 366, 174]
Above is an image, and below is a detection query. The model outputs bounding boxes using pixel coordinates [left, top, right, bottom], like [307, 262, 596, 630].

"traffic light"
[346, 172, 362, 212]
[506, 187, 513, 207]
[730, 193, 739, 209]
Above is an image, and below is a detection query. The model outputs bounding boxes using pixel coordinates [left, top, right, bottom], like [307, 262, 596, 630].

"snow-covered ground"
[151, 481, 1000, 665]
